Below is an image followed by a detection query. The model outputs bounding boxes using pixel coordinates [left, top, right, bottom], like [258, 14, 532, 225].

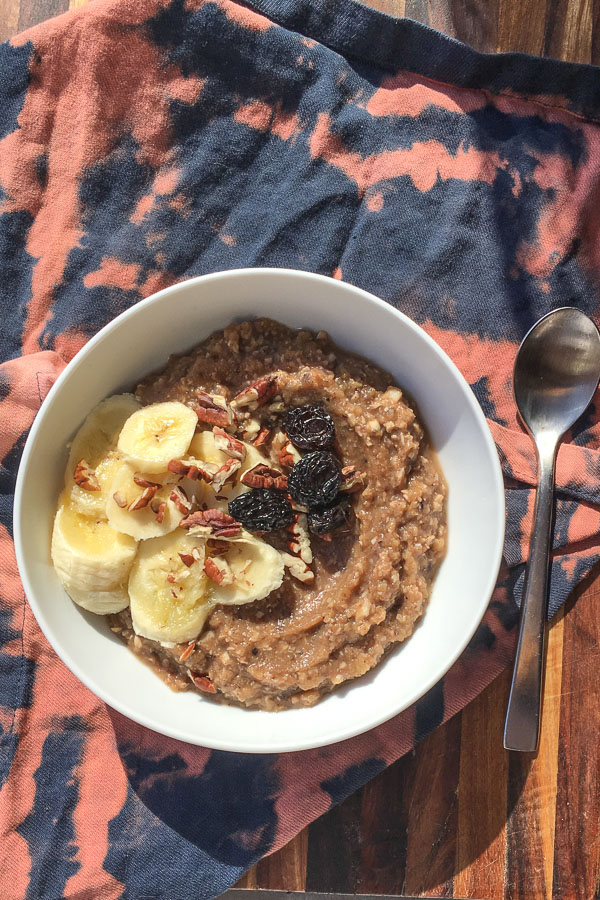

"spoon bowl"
[514, 307, 600, 440]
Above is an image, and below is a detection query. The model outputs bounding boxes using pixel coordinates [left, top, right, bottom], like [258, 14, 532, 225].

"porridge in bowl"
[51, 318, 447, 710]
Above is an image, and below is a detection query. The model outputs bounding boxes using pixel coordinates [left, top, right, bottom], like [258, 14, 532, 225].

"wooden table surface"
[2, 2, 600, 899]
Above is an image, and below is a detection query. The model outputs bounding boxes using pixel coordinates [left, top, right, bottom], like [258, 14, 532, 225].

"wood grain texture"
[1, 0, 599, 898]
[553, 584, 600, 900]
[17, 0, 68, 31]
[453, 669, 510, 900]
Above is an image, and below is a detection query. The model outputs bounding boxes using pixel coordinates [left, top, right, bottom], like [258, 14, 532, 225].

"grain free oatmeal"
[52, 318, 446, 710]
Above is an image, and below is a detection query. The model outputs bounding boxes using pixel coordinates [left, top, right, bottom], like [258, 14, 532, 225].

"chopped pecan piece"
[128, 484, 159, 511]
[168, 458, 215, 482]
[240, 417, 261, 440]
[207, 539, 230, 555]
[204, 556, 234, 586]
[241, 463, 288, 491]
[192, 391, 234, 428]
[286, 492, 309, 514]
[73, 459, 100, 492]
[211, 457, 242, 493]
[340, 465, 367, 493]
[178, 552, 196, 568]
[188, 672, 217, 694]
[112, 491, 127, 509]
[170, 486, 192, 514]
[133, 474, 161, 489]
[287, 512, 313, 564]
[230, 375, 278, 410]
[279, 440, 301, 469]
[282, 551, 315, 583]
[178, 641, 195, 663]
[153, 500, 166, 523]
[253, 425, 271, 447]
[180, 508, 241, 538]
[213, 426, 246, 461]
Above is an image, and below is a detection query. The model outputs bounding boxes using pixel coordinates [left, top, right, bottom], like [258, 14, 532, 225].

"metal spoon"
[504, 307, 600, 752]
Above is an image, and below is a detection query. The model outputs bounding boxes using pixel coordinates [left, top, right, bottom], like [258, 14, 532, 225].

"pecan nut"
[213, 426, 246, 461]
[178, 641, 196, 663]
[112, 491, 128, 509]
[73, 459, 100, 492]
[241, 463, 288, 491]
[167, 458, 215, 482]
[187, 671, 217, 693]
[281, 551, 315, 583]
[279, 440, 301, 469]
[204, 556, 234, 585]
[192, 391, 234, 428]
[230, 375, 278, 410]
[287, 512, 313, 564]
[180, 508, 242, 538]
[128, 484, 159, 511]
[133, 475, 161, 489]
[169, 486, 192, 514]
[211, 457, 242, 493]
[152, 499, 167, 523]
[253, 425, 271, 447]
[340, 465, 367, 493]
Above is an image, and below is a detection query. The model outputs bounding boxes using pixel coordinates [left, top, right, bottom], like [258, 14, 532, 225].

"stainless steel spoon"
[504, 307, 600, 752]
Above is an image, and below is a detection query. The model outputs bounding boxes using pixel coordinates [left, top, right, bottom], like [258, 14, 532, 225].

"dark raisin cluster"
[228, 402, 353, 536]
[228, 489, 293, 532]
[282, 404, 334, 451]
[287, 451, 341, 507]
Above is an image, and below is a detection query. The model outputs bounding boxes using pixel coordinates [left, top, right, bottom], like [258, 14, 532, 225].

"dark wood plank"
[497, 0, 548, 56]
[405, 0, 429, 25]
[543, 0, 592, 63]
[552, 584, 600, 900]
[353, 750, 410, 894]
[592, 0, 600, 65]
[453, 669, 510, 900]
[17, 0, 69, 31]
[438, 0, 499, 54]
[503, 608, 565, 900]
[401, 715, 461, 898]
[0, 0, 21, 42]
[252, 830, 308, 890]
[305, 780, 364, 893]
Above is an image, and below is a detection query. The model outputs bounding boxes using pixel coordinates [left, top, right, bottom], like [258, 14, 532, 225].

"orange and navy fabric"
[1, 0, 600, 896]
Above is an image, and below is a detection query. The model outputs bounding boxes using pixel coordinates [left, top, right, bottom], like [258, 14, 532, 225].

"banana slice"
[129, 531, 210, 643]
[51, 496, 137, 595]
[207, 533, 284, 606]
[66, 394, 140, 517]
[66, 586, 130, 615]
[106, 463, 186, 540]
[189, 430, 268, 501]
[118, 401, 197, 473]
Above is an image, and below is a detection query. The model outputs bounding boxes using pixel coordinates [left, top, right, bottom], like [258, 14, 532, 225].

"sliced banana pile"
[51, 393, 286, 643]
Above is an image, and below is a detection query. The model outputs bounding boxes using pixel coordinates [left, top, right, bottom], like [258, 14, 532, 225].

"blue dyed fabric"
[2, 0, 600, 897]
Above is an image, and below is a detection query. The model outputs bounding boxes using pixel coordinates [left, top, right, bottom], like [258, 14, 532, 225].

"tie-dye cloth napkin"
[2, 0, 600, 896]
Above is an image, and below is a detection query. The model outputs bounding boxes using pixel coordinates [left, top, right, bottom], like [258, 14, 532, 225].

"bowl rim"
[14, 267, 505, 752]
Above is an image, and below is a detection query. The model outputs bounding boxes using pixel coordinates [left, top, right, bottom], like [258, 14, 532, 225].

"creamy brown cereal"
[109, 319, 447, 710]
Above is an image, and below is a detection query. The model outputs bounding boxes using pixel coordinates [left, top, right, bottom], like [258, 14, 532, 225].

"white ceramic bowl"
[14, 268, 504, 753]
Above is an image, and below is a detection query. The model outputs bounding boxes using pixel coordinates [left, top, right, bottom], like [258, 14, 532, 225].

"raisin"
[287, 451, 341, 508]
[282, 404, 335, 451]
[228, 488, 293, 532]
[308, 495, 352, 535]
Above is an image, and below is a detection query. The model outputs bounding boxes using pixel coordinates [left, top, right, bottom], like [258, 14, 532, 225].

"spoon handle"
[504, 444, 556, 752]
